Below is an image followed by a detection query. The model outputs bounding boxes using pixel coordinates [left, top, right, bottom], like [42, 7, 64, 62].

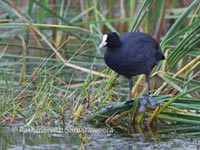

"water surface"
[1, 124, 200, 150]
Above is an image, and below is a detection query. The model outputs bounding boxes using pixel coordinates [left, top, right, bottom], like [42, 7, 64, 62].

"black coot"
[99, 32, 165, 113]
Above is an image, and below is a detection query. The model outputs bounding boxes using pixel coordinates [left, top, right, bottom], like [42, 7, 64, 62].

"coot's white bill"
[99, 34, 108, 48]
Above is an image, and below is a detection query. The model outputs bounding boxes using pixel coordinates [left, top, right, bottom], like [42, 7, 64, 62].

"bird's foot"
[139, 94, 156, 113]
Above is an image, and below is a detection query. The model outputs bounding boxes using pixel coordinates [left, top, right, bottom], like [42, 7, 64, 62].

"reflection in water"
[0, 124, 200, 149]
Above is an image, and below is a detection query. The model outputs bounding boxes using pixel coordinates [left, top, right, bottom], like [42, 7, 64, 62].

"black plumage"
[99, 32, 165, 113]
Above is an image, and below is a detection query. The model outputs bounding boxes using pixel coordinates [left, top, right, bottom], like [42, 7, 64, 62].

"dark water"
[1, 124, 200, 150]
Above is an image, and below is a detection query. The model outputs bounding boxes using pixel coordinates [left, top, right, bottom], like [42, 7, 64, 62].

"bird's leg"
[145, 75, 150, 95]
[139, 74, 156, 113]
[145, 74, 156, 107]
[124, 78, 133, 105]
[124, 78, 134, 105]
[128, 78, 133, 100]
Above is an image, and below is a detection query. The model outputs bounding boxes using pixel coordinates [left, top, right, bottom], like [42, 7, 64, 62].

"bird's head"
[99, 32, 121, 48]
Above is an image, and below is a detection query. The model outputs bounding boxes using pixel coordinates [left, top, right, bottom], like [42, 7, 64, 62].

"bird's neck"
[107, 41, 122, 49]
